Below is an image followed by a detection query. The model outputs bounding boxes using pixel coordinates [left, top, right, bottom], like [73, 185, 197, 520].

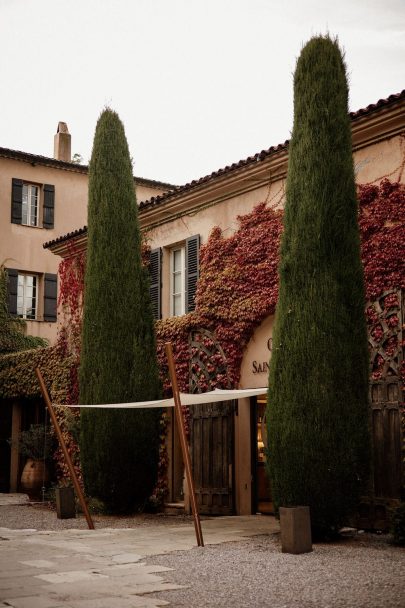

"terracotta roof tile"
[43, 226, 88, 249]
[44, 90, 405, 251]
[349, 90, 405, 119]
[0, 146, 176, 191]
[139, 140, 290, 212]
[140, 90, 405, 212]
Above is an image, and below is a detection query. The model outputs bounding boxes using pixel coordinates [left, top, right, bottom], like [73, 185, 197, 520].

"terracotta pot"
[20, 458, 49, 495]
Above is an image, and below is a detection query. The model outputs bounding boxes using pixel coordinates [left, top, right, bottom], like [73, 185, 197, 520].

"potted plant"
[9, 424, 55, 495]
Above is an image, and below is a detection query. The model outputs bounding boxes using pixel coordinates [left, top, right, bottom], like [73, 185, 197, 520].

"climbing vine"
[152, 203, 283, 394]
[359, 179, 405, 299]
[359, 180, 405, 386]
[359, 179, 405, 482]
[2, 178, 404, 503]
[50, 243, 86, 482]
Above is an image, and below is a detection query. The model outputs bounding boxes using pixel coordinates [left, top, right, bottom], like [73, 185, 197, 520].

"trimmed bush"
[267, 36, 370, 538]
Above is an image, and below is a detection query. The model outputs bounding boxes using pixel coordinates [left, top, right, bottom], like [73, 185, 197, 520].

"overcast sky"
[0, 0, 404, 185]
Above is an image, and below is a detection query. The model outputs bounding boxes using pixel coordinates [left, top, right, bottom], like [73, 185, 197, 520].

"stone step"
[163, 501, 185, 515]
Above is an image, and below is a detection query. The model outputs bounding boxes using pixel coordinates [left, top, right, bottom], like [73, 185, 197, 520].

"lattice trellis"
[360, 289, 404, 527]
[367, 290, 404, 380]
[188, 328, 231, 394]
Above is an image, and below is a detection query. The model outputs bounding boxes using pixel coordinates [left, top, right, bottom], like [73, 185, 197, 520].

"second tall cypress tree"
[79, 109, 161, 513]
[267, 37, 370, 537]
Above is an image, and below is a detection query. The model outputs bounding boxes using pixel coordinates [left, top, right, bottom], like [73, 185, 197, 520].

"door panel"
[190, 401, 234, 515]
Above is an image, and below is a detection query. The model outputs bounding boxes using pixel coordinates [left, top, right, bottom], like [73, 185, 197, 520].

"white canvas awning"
[56, 387, 267, 409]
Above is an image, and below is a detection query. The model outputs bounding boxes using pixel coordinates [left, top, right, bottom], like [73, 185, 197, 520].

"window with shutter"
[10, 179, 55, 228]
[6, 269, 38, 319]
[6, 270, 57, 322]
[149, 248, 162, 320]
[44, 273, 57, 322]
[185, 235, 200, 313]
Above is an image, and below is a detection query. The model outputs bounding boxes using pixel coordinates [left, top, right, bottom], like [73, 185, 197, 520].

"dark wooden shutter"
[149, 248, 162, 320]
[6, 268, 18, 315]
[185, 234, 200, 313]
[44, 273, 57, 322]
[43, 184, 55, 229]
[11, 179, 23, 224]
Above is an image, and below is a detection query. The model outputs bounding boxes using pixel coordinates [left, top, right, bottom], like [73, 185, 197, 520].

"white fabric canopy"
[55, 387, 267, 409]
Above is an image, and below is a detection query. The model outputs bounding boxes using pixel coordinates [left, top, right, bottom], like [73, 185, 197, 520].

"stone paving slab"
[0, 515, 278, 607]
[0, 494, 30, 506]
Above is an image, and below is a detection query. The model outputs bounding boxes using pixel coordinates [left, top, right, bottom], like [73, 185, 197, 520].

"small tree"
[267, 36, 370, 537]
[79, 109, 161, 513]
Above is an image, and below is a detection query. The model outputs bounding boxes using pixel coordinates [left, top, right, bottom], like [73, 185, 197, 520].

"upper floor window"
[149, 235, 200, 321]
[22, 184, 39, 226]
[17, 274, 37, 319]
[171, 247, 185, 316]
[11, 178, 55, 229]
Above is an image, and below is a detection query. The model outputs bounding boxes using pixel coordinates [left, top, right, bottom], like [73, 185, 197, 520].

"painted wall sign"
[240, 316, 274, 389]
[252, 360, 269, 374]
[252, 337, 272, 374]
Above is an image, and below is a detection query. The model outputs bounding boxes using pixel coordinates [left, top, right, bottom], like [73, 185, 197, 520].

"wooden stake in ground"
[35, 367, 95, 530]
[165, 342, 204, 547]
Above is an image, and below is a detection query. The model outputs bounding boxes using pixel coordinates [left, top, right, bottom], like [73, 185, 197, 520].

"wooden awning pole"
[165, 342, 204, 547]
[35, 367, 95, 530]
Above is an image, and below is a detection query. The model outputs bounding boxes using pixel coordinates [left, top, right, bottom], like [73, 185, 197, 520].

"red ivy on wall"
[55, 179, 405, 499]
[53, 244, 86, 482]
[359, 179, 405, 299]
[153, 204, 283, 395]
[359, 180, 405, 397]
[155, 180, 405, 392]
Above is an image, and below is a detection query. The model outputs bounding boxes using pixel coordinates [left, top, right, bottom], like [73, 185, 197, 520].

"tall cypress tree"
[267, 36, 370, 537]
[79, 109, 161, 513]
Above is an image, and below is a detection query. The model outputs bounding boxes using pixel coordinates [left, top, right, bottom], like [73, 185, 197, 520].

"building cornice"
[0, 146, 176, 191]
[44, 90, 405, 256]
[140, 99, 405, 231]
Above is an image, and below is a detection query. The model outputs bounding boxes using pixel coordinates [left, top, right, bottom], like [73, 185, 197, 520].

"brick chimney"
[54, 122, 71, 162]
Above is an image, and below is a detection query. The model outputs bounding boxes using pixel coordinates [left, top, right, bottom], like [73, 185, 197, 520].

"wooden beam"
[35, 368, 95, 530]
[165, 342, 204, 547]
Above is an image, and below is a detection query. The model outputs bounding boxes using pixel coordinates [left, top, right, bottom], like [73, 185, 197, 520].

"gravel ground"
[0, 500, 199, 530]
[144, 533, 405, 608]
[1, 501, 404, 608]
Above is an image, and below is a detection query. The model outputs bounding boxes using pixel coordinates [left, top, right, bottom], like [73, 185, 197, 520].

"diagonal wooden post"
[35, 367, 95, 530]
[165, 342, 204, 547]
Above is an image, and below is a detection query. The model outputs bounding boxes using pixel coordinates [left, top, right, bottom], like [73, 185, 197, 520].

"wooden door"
[190, 400, 234, 515]
[359, 290, 404, 530]
[371, 379, 402, 500]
